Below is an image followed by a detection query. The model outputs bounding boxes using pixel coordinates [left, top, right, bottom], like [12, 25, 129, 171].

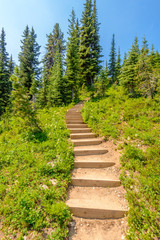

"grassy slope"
[0, 107, 74, 240]
[82, 86, 160, 240]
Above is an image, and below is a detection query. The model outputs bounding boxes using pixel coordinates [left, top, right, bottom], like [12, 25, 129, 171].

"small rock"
[87, 224, 90, 227]
[47, 161, 55, 168]
[42, 184, 48, 189]
[50, 179, 57, 185]
[121, 235, 125, 240]
[23, 236, 27, 240]
[121, 221, 124, 224]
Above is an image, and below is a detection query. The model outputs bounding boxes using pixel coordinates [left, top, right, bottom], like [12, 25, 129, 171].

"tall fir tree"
[136, 39, 158, 99]
[47, 45, 64, 106]
[8, 55, 14, 74]
[65, 9, 80, 103]
[19, 26, 40, 100]
[11, 66, 41, 130]
[115, 47, 121, 83]
[38, 24, 65, 107]
[119, 36, 140, 96]
[43, 23, 65, 75]
[79, 0, 102, 87]
[0, 28, 10, 114]
[90, 0, 102, 80]
[79, 0, 93, 87]
[108, 33, 116, 83]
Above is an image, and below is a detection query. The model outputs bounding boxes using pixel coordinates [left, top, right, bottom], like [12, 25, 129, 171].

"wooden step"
[74, 161, 115, 168]
[71, 133, 96, 139]
[74, 148, 108, 156]
[67, 124, 88, 128]
[72, 138, 102, 146]
[70, 128, 91, 133]
[66, 120, 84, 124]
[66, 116, 83, 120]
[71, 178, 121, 187]
[66, 199, 127, 219]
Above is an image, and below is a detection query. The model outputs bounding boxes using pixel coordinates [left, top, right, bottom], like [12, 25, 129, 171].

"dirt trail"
[66, 103, 128, 240]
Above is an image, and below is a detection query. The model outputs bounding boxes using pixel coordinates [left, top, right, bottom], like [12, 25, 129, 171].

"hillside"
[0, 107, 74, 239]
[82, 86, 160, 239]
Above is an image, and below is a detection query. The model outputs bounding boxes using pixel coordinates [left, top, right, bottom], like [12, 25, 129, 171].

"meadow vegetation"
[0, 106, 74, 239]
[82, 86, 160, 240]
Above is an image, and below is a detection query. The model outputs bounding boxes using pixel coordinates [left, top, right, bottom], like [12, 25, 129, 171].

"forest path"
[66, 102, 128, 240]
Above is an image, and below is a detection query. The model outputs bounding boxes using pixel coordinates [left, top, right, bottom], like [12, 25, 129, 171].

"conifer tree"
[79, 0, 93, 87]
[136, 39, 158, 99]
[115, 47, 121, 83]
[11, 66, 41, 130]
[19, 26, 40, 99]
[8, 55, 14, 74]
[38, 24, 65, 107]
[108, 34, 116, 83]
[119, 36, 140, 96]
[47, 45, 64, 106]
[90, 0, 102, 80]
[95, 68, 108, 97]
[0, 28, 10, 114]
[79, 0, 102, 87]
[65, 9, 80, 103]
[43, 23, 65, 75]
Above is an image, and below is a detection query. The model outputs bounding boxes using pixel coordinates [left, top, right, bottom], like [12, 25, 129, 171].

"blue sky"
[0, 0, 159, 65]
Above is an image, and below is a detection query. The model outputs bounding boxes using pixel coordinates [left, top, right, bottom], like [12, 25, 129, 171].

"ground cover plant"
[82, 86, 160, 240]
[0, 106, 74, 240]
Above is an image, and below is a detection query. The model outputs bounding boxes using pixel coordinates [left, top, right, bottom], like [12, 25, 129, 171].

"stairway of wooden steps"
[66, 103, 128, 239]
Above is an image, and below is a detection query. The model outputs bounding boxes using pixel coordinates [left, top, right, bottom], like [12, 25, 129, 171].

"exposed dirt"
[68, 139, 128, 240]
[68, 217, 127, 240]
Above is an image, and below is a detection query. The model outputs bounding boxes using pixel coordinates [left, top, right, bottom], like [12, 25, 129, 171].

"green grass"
[0, 107, 74, 239]
[82, 86, 160, 240]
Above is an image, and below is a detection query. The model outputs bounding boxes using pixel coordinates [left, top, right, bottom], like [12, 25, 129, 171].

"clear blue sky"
[0, 0, 160, 65]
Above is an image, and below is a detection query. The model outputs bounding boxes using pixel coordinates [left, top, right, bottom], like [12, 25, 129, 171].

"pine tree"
[38, 24, 65, 107]
[65, 9, 80, 103]
[119, 36, 140, 96]
[115, 47, 121, 83]
[136, 39, 158, 99]
[43, 23, 65, 75]
[79, 0, 102, 88]
[19, 26, 40, 99]
[90, 0, 102, 80]
[0, 28, 10, 114]
[8, 55, 14, 74]
[79, 0, 93, 87]
[108, 34, 116, 83]
[95, 68, 108, 97]
[11, 66, 41, 130]
[47, 45, 64, 106]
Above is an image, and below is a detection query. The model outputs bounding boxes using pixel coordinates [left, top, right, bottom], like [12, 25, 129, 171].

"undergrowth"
[0, 106, 74, 239]
[82, 86, 160, 240]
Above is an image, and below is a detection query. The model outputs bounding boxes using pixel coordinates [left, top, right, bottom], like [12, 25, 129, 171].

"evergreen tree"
[19, 26, 40, 99]
[11, 66, 41, 130]
[95, 68, 108, 97]
[39, 24, 65, 107]
[79, 0, 102, 87]
[108, 33, 116, 83]
[65, 9, 80, 103]
[79, 0, 93, 87]
[43, 23, 65, 75]
[136, 39, 158, 99]
[8, 55, 14, 74]
[115, 47, 121, 83]
[47, 45, 64, 106]
[0, 28, 10, 114]
[119, 36, 140, 96]
[90, 0, 102, 80]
